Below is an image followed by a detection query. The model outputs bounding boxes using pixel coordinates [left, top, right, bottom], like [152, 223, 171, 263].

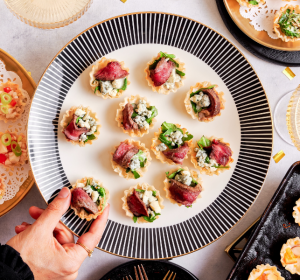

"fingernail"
[57, 187, 70, 198]
[16, 225, 26, 229]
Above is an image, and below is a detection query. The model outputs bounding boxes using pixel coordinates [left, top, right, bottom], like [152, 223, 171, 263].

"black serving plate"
[227, 161, 300, 279]
[100, 260, 198, 280]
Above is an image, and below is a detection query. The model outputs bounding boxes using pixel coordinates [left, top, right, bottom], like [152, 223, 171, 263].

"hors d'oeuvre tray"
[28, 12, 272, 259]
[227, 162, 300, 280]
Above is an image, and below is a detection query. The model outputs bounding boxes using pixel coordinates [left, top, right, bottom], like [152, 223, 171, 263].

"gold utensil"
[163, 270, 177, 280]
[134, 264, 149, 280]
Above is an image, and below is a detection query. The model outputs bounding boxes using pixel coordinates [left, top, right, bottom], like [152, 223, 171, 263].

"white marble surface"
[1, 0, 300, 279]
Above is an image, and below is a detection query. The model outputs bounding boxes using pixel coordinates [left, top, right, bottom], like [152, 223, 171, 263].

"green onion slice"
[1, 93, 12, 105]
[11, 141, 22, 156]
[1, 133, 11, 146]
[1, 105, 9, 114]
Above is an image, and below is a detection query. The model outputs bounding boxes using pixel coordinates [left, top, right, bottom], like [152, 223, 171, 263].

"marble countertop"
[1, 0, 300, 279]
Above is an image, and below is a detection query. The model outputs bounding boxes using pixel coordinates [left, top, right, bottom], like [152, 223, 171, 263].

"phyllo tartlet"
[280, 237, 300, 274]
[89, 57, 129, 99]
[70, 177, 109, 221]
[116, 95, 158, 137]
[236, 0, 265, 8]
[0, 177, 6, 199]
[151, 122, 193, 165]
[293, 198, 300, 225]
[145, 51, 185, 94]
[122, 183, 164, 224]
[248, 264, 284, 280]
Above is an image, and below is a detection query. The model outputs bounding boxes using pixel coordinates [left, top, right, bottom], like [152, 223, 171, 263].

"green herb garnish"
[94, 86, 100, 93]
[148, 51, 179, 70]
[176, 69, 185, 76]
[76, 117, 81, 124]
[212, 165, 230, 169]
[190, 85, 216, 98]
[84, 134, 96, 143]
[120, 78, 128, 91]
[278, 9, 300, 38]
[133, 216, 138, 223]
[197, 135, 211, 149]
[126, 168, 130, 173]
[186, 205, 192, 208]
[132, 170, 140, 179]
[136, 189, 145, 193]
[143, 212, 161, 223]
[86, 179, 90, 185]
[146, 106, 158, 124]
[248, 0, 258, 4]
[166, 168, 184, 179]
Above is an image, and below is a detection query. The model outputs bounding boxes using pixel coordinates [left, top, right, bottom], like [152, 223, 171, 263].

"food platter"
[28, 12, 273, 259]
[0, 49, 36, 218]
[224, 0, 300, 51]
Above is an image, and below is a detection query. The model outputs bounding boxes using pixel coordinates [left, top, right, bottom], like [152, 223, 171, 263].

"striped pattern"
[27, 13, 272, 259]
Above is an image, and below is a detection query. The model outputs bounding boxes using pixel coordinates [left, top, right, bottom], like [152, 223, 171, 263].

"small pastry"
[0, 81, 28, 123]
[115, 95, 158, 137]
[60, 106, 100, 147]
[191, 135, 233, 176]
[111, 139, 151, 179]
[89, 57, 129, 99]
[236, 0, 265, 8]
[164, 167, 202, 207]
[151, 122, 193, 165]
[184, 82, 225, 123]
[0, 177, 6, 199]
[280, 237, 300, 275]
[145, 51, 185, 94]
[70, 177, 109, 221]
[248, 264, 284, 280]
[0, 131, 28, 168]
[293, 198, 300, 225]
[121, 183, 164, 224]
[274, 5, 300, 42]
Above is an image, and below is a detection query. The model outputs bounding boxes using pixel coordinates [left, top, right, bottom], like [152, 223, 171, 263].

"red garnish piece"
[3, 87, 11, 93]
[10, 99, 17, 107]
[283, 223, 291, 228]
[0, 154, 7, 164]
[7, 145, 12, 152]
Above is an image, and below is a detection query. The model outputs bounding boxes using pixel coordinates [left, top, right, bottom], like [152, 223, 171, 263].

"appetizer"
[236, 0, 265, 8]
[184, 82, 225, 122]
[151, 122, 193, 165]
[145, 51, 185, 94]
[280, 237, 300, 275]
[70, 177, 109, 221]
[89, 57, 129, 99]
[274, 5, 300, 42]
[121, 183, 164, 224]
[61, 106, 100, 147]
[164, 167, 202, 207]
[0, 177, 6, 199]
[115, 95, 158, 137]
[293, 198, 300, 225]
[248, 264, 284, 280]
[0, 81, 27, 123]
[0, 131, 28, 168]
[191, 136, 233, 176]
[112, 139, 151, 179]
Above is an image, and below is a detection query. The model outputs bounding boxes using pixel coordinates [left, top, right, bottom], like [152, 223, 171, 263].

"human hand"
[7, 187, 110, 280]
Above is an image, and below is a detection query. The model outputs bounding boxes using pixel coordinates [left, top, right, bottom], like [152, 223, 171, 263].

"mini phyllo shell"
[116, 95, 158, 137]
[164, 167, 202, 207]
[191, 135, 233, 176]
[61, 106, 100, 147]
[0, 131, 28, 168]
[111, 139, 151, 180]
[70, 177, 109, 221]
[151, 122, 193, 165]
[280, 237, 300, 274]
[274, 5, 300, 42]
[145, 51, 185, 95]
[0, 81, 28, 123]
[89, 57, 130, 99]
[0, 177, 6, 199]
[121, 183, 164, 224]
[236, 0, 265, 8]
[248, 264, 284, 280]
[184, 82, 225, 123]
[293, 198, 300, 225]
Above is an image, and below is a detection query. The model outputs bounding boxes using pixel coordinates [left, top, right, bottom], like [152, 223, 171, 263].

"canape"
[70, 177, 109, 221]
[293, 198, 300, 225]
[89, 57, 130, 99]
[164, 167, 202, 207]
[184, 82, 225, 123]
[151, 122, 193, 165]
[248, 264, 284, 280]
[111, 139, 151, 179]
[121, 183, 164, 224]
[0, 177, 6, 199]
[145, 51, 185, 94]
[280, 237, 300, 275]
[115, 95, 158, 137]
[60, 105, 100, 147]
[191, 135, 233, 176]
[236, 0, 265, 8]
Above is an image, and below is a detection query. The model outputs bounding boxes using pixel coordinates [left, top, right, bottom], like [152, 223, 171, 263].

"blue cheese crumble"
[195, 147, 217, 172]
[164, 68, 181, 90]
[133, 100, 152, 129]
[75, 109, 97, 142]
[190, 92, 210, 111]
[175, 170, 193, 186]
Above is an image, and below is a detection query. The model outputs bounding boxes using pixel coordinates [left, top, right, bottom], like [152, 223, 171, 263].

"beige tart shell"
[60, 105, 101, 147]
[89, 57, 130, 99]
[121, 183, 164, 224]
[0, 177, 6, 199]
[293, 198, 300, 225]
[191, 136, 234, 176]
[280, 237, 300, 275]
[151, 124, 193, 165]
[184, 81, 225, 123]
[274, 5, 300, 43]
[163, 166, 202, 207]
[0, 81, 28, 123]
[115, 95, 157, 137]
[111, 139, 152, 180]
[70, 177, 110, 221]
[236, 0, 265, 8]
[248, 264, 284, 280]
[144, 52, 185, 95]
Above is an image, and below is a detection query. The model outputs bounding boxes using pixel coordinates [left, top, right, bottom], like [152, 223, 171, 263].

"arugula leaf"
[190, 101, 200, 114]
[197, 136, 211, 149]
[152, 191, 157, 197]
[143, 212, 161, 223]
[132, 170, 140, 179]
[126, 168, 131, 173]
[205, 156, 210, 164]
[161, 121, 177, 133]
[135, 189, 145, 193]
[149, 58, 161, 70]
[186, 205, 192, 208]
[146, 106, 158, 124]
[134, 150, 147, 162]
[182, 133, 193, 142]
[86, 179, 90, 186]
[248, 0, 258, 4]
[176, 69, 185, 76]
[84, 134, 96, 143]
[94, 86, 100, 93]
[212, 165, 230, 169]
[158, 134, 173, 149]
[120, 78, 127, 91]
[159, 52, 179, 67]
[131, 111, 138, 119]
[167, 168, 184, 179]
[133, 216, 138, 223]
[190, 85, 216, 98]
[76, 117, 81, 124]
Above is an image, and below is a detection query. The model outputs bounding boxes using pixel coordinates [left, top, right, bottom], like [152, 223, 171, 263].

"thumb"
[34, 187, 71, 231]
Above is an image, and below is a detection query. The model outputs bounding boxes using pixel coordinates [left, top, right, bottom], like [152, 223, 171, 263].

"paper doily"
[0, 60, 31, 204]
[240, 0, 300, 39]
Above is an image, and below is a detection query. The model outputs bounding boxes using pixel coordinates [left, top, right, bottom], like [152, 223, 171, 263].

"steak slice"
[120, 147, 139, 168]
[169, 179, 202, 206]
[113, 142, 134, 165]
[123, 103, 138, 130]
[198, 88, 220, 120]
[63, 114, 89, 141]
[127, 189, 149, 217]
[150, 57, 175, 87]
[94, 61, 129, 81]
[162, 142, 189, 164]
[71, 188, 98, 214]
[210, 139, 232, 166]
